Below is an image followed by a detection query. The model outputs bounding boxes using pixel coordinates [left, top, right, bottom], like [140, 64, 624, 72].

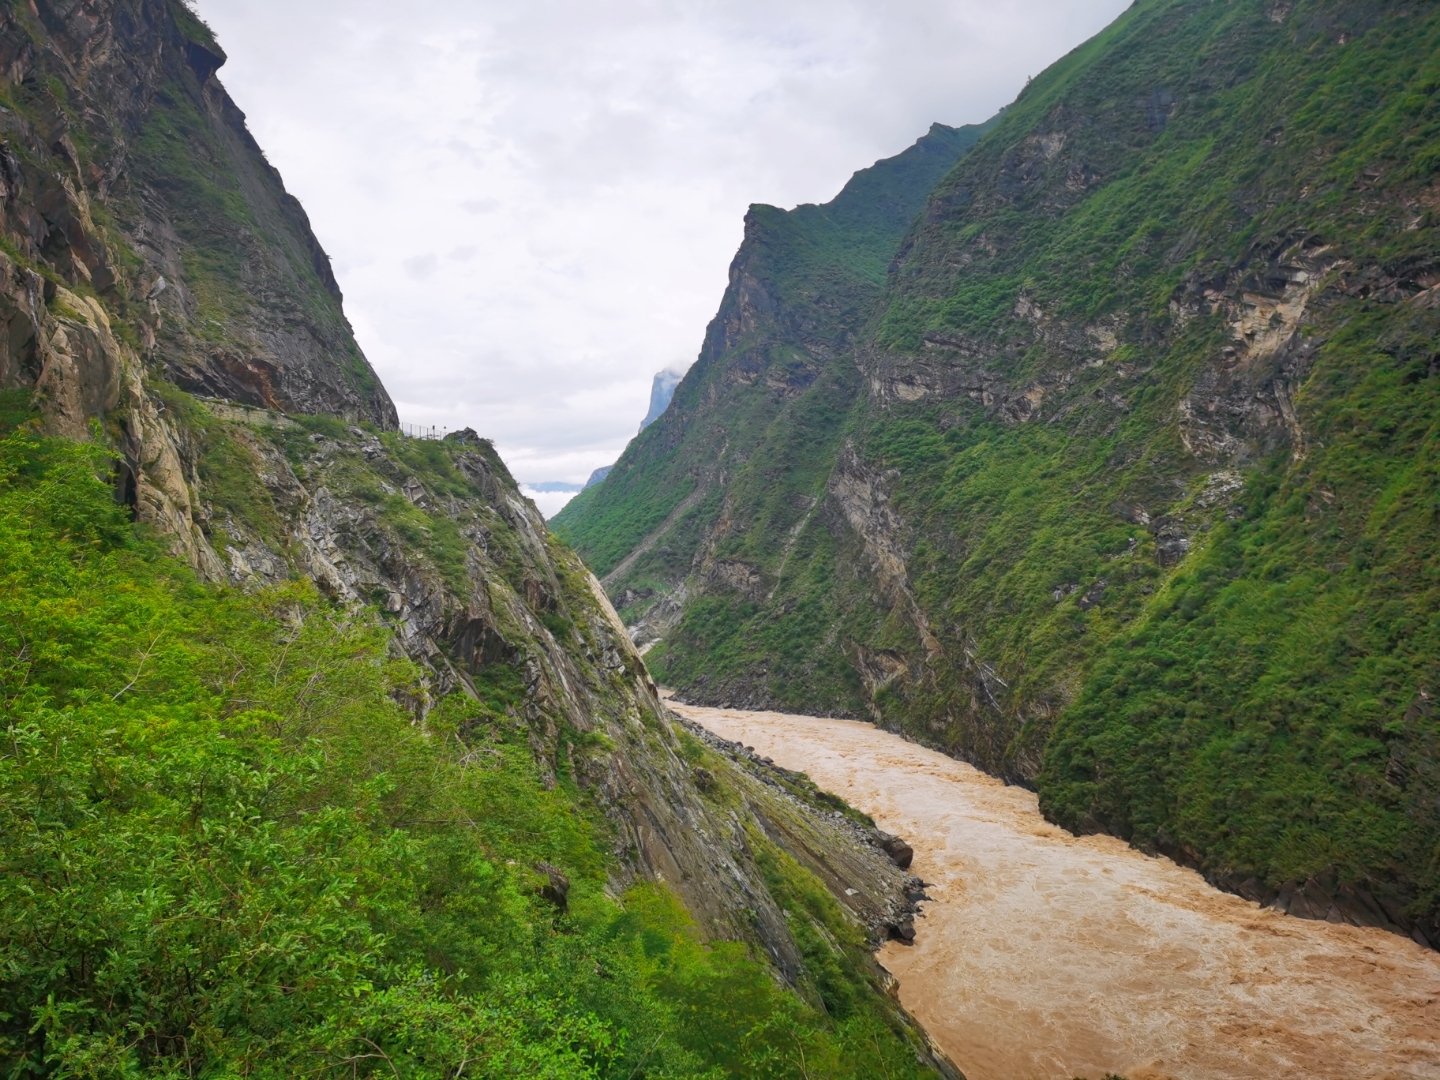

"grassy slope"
[569, 0, 1440, 938]
[0, 412, 941, 1079]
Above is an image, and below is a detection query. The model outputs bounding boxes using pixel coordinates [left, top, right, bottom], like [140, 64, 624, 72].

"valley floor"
[669, 700, 1440, 1080]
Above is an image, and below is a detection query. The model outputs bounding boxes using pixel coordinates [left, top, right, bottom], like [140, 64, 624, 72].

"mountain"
[526, 479, 583, 492]
[553, 117, 997, 581]
[640, 365, 685, 431]
[555, 0, 1440, 950]
[0, 2, 953, 1076]
[570, 367, 688, 501]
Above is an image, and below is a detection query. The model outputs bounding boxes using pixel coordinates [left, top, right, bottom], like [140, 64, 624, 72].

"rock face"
[639, 366, 683, 432]
[554, 116, 997, 641]
[0, 1, 954, 1042]
[557, 0, 1440, 950]
[0, 0, 395, 446]
[171, 405, 956, 1072]
[144, 369, 942, 994]
[0, 0, 395, 590]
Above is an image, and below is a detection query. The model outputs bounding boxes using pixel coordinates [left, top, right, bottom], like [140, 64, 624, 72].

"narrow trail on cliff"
[668, 701, 1440, 1080]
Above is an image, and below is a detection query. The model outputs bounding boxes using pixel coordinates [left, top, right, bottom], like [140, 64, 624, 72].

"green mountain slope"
[560, 0, 1440, 948]
[552, 120, 994, 589]
[0, 424, 944, 1079]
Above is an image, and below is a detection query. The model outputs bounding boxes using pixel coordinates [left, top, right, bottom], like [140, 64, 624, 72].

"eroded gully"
[667, 701, 1440, 1080]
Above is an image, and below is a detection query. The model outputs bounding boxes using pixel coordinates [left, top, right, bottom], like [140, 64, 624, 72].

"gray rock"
[876, 830, 915, 870]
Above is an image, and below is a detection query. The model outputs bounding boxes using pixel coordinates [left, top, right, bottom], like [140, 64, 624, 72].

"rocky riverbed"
[670, 701, 1440, 1080]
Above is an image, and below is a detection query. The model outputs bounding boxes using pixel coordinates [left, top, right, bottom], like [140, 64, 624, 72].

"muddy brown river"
[669, 701, 1440, 1080]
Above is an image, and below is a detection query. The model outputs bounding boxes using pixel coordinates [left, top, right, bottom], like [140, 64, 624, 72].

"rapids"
[669, 701, 1440, 1080]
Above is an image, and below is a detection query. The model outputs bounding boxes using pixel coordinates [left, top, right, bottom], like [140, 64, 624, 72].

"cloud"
[402, 253, 439, 280]
[195, 0, 1129, 484]
[520, 486, 580, 519]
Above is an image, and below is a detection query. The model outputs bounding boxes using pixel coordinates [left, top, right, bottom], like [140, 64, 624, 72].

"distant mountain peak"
[640, 366, 686, 432]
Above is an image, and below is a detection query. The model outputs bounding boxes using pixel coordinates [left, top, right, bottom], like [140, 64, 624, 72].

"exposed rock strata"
[0, 0, 396, 570]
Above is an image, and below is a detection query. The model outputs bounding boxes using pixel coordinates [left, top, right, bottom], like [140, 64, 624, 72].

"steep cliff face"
[559, 0, 1440, 948]
[0, 0, 395, 426]
[554, 119, 994, 650]
[0, 3, 954, 1073]
[639, 366, 683, 431]
[0, 0, 405, 593]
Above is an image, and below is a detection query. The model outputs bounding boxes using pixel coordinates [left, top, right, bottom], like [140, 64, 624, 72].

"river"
[668, 701, 1440, 1080]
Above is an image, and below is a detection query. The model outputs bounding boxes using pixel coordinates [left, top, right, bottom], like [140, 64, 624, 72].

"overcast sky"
[195, 0, 1128, 514]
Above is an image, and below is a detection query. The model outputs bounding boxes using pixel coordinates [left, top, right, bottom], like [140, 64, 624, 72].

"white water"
[670, 701, 1440, 1080]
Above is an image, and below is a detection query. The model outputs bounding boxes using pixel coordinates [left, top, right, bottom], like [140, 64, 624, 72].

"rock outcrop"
[0, 0, 395, 485]
[0, 0, 953, 1039]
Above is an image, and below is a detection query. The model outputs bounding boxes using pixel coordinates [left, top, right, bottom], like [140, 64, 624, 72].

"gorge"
[0, 0, 950, 1076]
[2, 0, 1439, 1076]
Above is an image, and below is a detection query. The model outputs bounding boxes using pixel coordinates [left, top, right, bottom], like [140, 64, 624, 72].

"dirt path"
[669, 701, 1440, 1080]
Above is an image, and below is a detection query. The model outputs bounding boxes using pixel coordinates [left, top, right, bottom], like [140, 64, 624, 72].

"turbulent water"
[670, 702, 1440, 1080]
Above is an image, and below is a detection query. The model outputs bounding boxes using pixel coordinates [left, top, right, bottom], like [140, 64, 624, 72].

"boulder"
[536, 861, 570, 911]
[886, 917, 916, 944]
[875, 830, 914, 870]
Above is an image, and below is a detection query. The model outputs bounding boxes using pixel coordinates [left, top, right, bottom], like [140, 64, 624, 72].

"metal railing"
[399, 422, 446, 440]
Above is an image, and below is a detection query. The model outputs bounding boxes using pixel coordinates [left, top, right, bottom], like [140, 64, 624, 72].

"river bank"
[669, 701, 1440, 1080]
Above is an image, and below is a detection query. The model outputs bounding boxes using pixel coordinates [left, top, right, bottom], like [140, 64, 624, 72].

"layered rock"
[0, 0, 395, 450]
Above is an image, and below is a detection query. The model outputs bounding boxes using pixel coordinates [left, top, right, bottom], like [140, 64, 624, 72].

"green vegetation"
[133, 85, 279, 334]
[560, 0, 1440, 937]
[153, 383, 290, 550]
[0, 2, 951, 1070]
[552, 119, 993, 581]
[1040, 305, 1440, 906]
[167, 0, 224, 56]
[0, 429, 937, 1078]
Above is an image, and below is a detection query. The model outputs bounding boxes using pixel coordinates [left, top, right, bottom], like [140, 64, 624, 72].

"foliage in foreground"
[0, 430, 932, 1079]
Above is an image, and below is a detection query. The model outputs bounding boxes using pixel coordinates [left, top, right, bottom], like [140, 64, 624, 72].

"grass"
[0, 426, 943, 1080]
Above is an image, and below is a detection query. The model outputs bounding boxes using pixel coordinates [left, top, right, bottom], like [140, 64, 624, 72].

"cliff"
[554, 118, 995, 624]
[556, 0, 1440, 950]
[0, 3, 954, 1076]
[0, 0, 395, 425]
[639, 366, 683, 431]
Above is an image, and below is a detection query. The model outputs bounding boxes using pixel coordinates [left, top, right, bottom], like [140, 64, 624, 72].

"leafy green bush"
[0, 431, 934, 1078]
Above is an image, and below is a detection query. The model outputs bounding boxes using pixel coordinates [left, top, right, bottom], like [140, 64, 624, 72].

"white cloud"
[520, 486, 580, 520]
[402, 253, 439, 280]
[195, 0, 1129, 485]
